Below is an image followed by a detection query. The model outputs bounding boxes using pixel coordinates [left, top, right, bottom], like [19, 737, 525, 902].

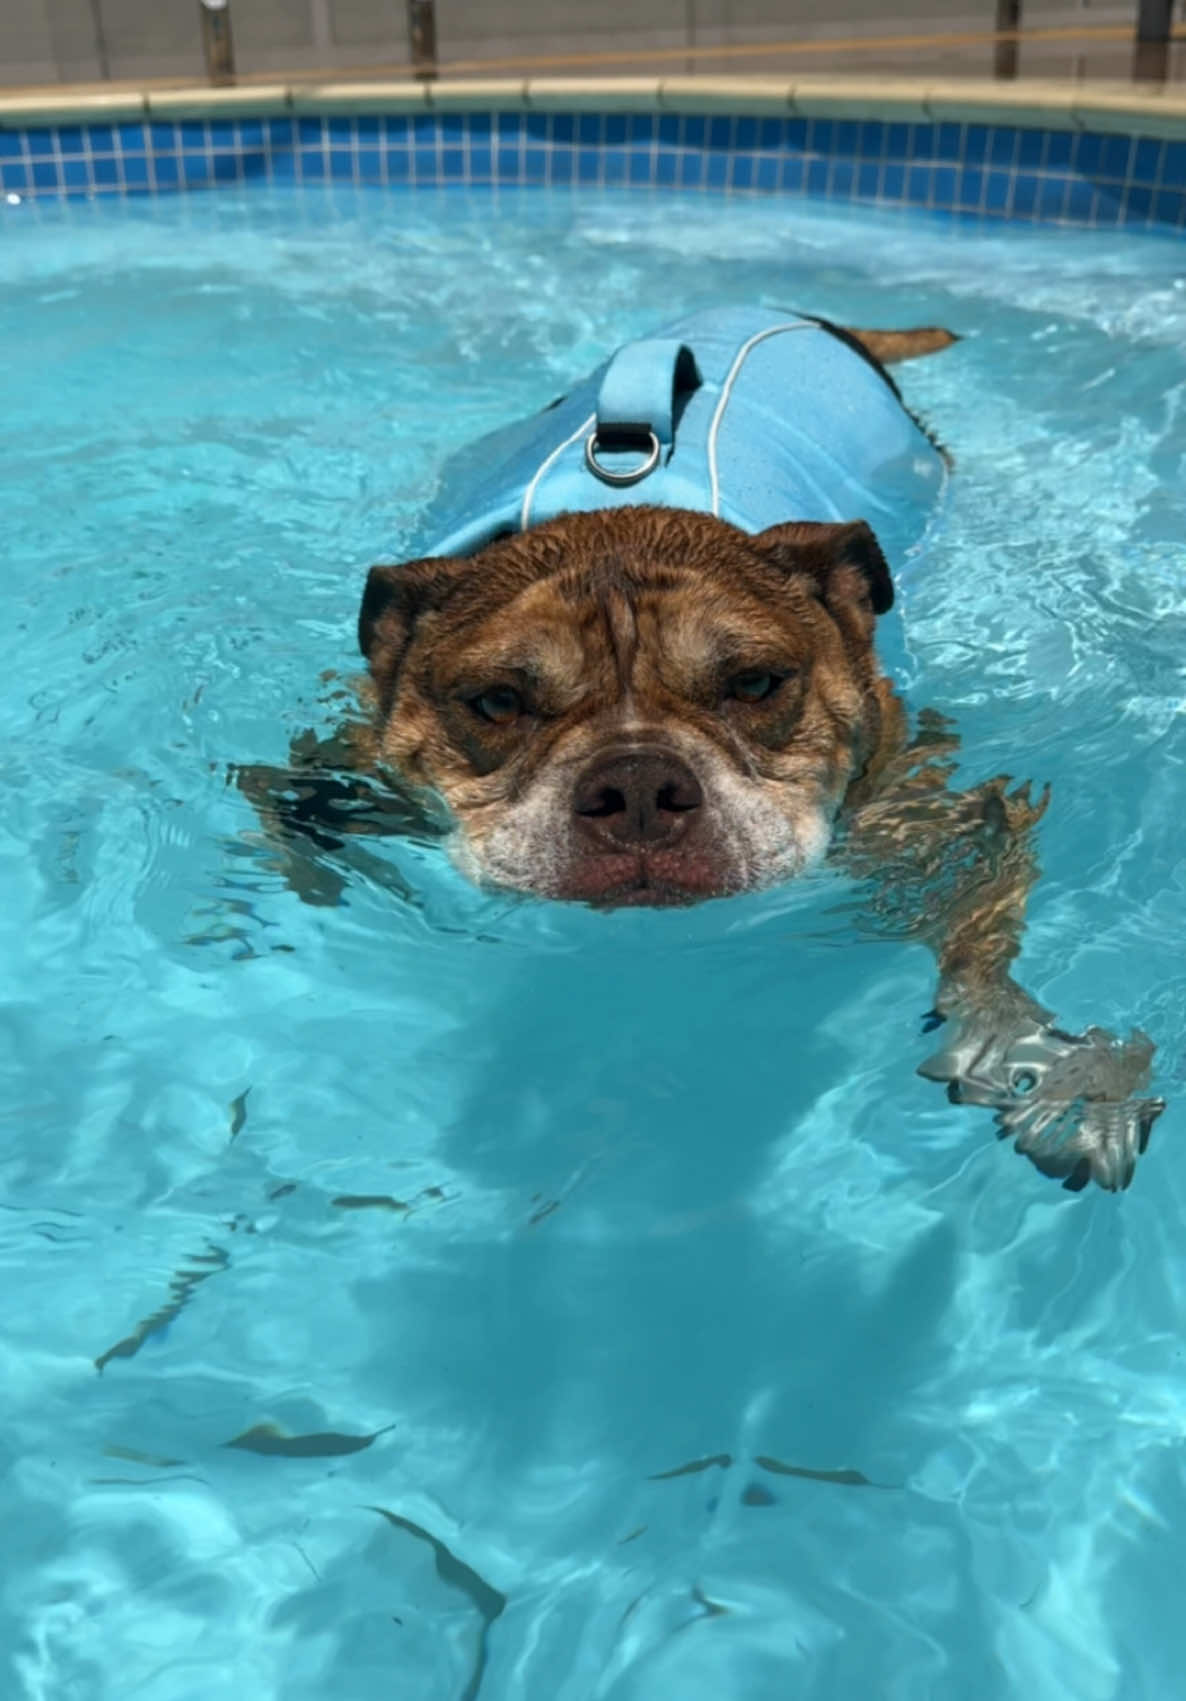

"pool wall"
[3, 76, 1186, 229]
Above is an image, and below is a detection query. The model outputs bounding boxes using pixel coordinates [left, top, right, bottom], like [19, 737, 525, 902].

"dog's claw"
[919, 995, 1164, 1192]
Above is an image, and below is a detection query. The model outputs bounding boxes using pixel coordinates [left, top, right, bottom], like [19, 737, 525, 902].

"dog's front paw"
[918, 997, 1164, 1191]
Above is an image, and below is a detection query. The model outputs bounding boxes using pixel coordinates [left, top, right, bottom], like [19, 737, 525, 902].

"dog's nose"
[572, 749, 703, 848]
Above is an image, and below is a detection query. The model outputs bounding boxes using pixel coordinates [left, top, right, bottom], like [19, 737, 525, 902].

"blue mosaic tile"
[780, 156, 805, 193]
[936, 122, 963, 160]
[988, 128, 1017, 167]
[984, 168, 1009, 212]
[933, 164, 957, 203]
[1011, 174, 1038, 216]
[0, 106, 1177, 231]
[832, 120, 859, 156]
[1132, 137, 1163, 184]
[1036, 175, 1067, 219]
[883, 123, 911, 161]
[1017, 129, 1045, 168]
[1065, 178, 1095, 221]
[959, 168, 983, 209]
[1162, 140, 1186, 185]
[1046, 130, 1073, 169]
[858, 120, 884, 157]
[1122, 184, 1154, 222]
[1098, 134, 1133, 179]
[679, 153, 702, 188]
[964, 125, 990, 165]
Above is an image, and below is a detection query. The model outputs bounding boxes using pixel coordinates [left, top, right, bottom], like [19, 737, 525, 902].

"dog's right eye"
[470, 686, 523, 725]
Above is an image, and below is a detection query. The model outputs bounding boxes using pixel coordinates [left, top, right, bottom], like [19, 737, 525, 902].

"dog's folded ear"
[751, 520, 894, 619]
[358, 556, 465, 700]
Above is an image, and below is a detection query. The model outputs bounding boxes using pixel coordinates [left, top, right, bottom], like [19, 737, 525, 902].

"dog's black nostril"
[578, 785, 627, 820]
[572, 749, 703, 848]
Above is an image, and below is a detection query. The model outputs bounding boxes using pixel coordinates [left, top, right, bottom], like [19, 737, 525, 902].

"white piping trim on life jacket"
[520, 410, 597, 532]
[707, 321, 814, 518]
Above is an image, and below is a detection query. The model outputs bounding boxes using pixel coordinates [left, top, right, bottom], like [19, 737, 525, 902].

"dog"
[238, 309, 1163, 1193]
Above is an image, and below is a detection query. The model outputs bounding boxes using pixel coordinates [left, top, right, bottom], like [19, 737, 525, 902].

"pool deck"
[3, 75, 1186, 140]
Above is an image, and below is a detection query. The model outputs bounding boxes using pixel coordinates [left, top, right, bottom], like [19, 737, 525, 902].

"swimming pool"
[2, 182, 1185, 1700]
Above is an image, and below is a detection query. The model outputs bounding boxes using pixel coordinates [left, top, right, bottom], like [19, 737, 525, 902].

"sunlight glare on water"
[2, 183, 1186, 1701]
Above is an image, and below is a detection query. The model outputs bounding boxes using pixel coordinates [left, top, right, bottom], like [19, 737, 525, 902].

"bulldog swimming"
[239, 307, 1164, 1191]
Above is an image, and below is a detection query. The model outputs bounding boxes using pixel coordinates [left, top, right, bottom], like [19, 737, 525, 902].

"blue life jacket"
[415, 306, 946, 564]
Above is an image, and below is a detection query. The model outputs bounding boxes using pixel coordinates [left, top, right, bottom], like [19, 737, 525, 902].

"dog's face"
[359, 507, 893, 905]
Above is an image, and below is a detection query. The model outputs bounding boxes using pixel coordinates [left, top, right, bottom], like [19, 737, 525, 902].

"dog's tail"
[844, 326, 960, 365]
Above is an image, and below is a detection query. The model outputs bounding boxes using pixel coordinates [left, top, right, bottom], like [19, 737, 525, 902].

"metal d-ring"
[584, 428, 661, 487]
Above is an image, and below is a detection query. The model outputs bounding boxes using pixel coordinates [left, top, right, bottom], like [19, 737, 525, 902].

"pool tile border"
[2, 77, 1185, 230]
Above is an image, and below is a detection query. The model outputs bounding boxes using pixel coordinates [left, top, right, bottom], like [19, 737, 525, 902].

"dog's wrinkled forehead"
[359, 506, 892, 709]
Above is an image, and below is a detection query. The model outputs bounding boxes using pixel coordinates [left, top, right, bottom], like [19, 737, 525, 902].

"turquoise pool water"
[2, 184, 1185, 1700]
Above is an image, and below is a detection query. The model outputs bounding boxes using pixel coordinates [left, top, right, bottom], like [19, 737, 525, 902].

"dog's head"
[358, 507, 893, 905]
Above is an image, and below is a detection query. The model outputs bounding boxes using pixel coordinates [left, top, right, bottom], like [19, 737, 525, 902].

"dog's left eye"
[729, 670, 788, 703]
[470, 685, 523, 725]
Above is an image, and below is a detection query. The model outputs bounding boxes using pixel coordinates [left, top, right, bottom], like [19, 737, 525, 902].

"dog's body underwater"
[239, 307, 1164, 1192]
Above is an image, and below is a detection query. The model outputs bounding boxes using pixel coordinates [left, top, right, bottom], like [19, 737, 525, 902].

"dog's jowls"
[358, 506, 894, 906]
